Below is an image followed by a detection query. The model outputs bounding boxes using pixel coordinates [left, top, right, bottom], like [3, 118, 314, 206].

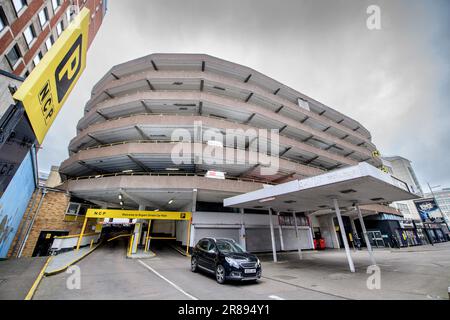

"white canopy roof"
[224, 162, 418, 212]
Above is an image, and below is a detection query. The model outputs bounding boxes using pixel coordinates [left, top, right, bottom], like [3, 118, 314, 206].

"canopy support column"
[239, 208, 246, 251]
[268, 208, 277, 262]
[333, 198, 355, 273]
[276, 212, 285, 251]
[356, 204, 376, 265]
[292, 212, 303, 260]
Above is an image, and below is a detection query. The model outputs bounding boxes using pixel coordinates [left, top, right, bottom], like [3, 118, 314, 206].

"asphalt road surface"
[33, 239, 341, 300]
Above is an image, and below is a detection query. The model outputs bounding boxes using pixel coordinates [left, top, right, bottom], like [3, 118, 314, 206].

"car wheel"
[191, 257, 198, 272]
[215, 264, 226, 284]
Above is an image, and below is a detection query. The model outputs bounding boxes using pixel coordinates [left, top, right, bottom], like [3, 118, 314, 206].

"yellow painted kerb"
[24, 256, 53, 300]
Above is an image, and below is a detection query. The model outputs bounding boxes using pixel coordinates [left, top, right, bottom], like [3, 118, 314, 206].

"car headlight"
[256, 258, 261, 267]
[225, 257, 240, 268]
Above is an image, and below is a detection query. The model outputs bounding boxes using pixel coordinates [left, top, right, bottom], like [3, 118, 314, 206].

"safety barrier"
[51, 233, 101, 254]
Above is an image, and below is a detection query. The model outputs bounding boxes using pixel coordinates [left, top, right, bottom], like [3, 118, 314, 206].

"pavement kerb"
[24, 256, 53, 300]
[44, 241, 103, 276]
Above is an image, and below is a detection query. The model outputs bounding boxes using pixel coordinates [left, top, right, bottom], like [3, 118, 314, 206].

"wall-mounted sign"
[86, 209, 192, 220]
[13, 8, 90, 144]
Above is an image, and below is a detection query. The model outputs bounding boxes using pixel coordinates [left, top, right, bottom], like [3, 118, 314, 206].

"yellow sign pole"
[128, 234, 134, 257]
[76, 216, 89, 251]
[186, 219, 192, 257]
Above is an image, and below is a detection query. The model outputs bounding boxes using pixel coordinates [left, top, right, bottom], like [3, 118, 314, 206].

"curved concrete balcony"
[59, 174, 266, 211]
[59, 141, 324, 183]
[85, 70, 372, 144]
[68, 114, 360, 170]
[89, 53, 372, 140]
[75, 91, 378, 165]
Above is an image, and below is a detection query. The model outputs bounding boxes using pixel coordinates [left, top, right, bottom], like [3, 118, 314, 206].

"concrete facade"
[382, 156, 423, 221]
[59, 53, 386, 252]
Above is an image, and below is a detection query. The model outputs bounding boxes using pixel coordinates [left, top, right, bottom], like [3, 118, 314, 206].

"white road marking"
[137, 259, 198, 300]
[268, 295, 285, 300]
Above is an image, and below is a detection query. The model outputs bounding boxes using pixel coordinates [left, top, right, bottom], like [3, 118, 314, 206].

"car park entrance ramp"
[76, 209, 192, 258]
[224, 162, 419, 272]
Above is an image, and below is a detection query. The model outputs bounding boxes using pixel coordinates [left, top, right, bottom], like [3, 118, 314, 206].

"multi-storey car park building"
[58, 53, 397, 252]
[0, 0, 107, 78]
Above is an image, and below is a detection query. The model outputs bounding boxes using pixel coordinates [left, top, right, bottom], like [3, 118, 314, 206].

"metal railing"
[67, 171, 276, 185]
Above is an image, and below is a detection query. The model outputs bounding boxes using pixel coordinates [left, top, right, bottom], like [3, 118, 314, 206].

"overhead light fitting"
[165, 168, 180, 171]
[122, 169, 133, 173]
[119, 201, 124, 206]
[168, 199, 174, 204]
[259, 197, 276, 203]
[118, 194, 123, 200]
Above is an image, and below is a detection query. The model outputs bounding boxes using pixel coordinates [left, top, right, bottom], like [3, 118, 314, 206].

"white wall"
[177, 211, 314, 252]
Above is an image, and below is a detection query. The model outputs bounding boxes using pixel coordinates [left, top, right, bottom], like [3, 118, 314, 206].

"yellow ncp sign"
[13, 8, 90, 144]
[86, 209, 192, 221]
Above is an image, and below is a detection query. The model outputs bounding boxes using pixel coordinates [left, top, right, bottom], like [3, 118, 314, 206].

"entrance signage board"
[86, 209, 192, 220]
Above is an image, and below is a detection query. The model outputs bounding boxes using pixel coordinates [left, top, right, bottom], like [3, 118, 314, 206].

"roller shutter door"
[246, 228, 282, 252]
[193, 227, 240, 245]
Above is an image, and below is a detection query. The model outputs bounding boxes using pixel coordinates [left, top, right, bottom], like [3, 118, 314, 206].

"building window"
[56, 20, 63, 36]
[0, 7, 9, 31]
[38, 7, 49, 27]
[33, 51, 43, 67]
[51, 0, 61, 12]
[6, 44, 21, 68]
[12, 0, 27, 15]
[45, 35, 54, 51]
[23, 24, 36, 47]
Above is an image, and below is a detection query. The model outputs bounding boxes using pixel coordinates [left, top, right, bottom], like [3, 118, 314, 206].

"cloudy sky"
[38, 0, 450, 191]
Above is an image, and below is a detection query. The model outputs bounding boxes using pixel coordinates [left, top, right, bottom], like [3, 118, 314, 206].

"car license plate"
[245, 268, 256, 274]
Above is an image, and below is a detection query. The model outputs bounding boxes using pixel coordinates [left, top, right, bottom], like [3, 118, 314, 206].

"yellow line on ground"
[45, 242, 102, 276]
[24, 256, 53, 300]
[107, 233, 132, 242]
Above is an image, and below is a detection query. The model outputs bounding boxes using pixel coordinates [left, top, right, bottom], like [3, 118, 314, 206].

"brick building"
[0, 0, 107, 78]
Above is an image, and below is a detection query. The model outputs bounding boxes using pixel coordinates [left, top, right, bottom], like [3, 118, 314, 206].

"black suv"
[190, 238, 261, 284]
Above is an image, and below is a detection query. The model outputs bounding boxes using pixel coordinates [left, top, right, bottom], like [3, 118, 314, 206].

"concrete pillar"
[333, 199, 355, 273]
[276, 212, 285, 251]
[350, 217, 358, 251]
[292, 212, 302, 260]
[268, 208, 277, 262]
[239, 208, 246, 251]
[356, 204, 376, 266]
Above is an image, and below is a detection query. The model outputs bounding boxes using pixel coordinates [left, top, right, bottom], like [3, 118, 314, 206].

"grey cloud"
[38, 0, 450, 190]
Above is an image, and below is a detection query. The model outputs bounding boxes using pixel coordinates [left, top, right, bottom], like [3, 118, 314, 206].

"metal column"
[268, 208, 277, 262]
[333, 198, 355, 273]
[292, 212, 303, 260]
[356, 204, 376, 265]
[276, 212, 285, 251]
[239, 208, 246, 251]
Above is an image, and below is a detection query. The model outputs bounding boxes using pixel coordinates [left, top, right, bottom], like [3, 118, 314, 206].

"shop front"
[423, 222, 447, 243]
[413, 221, 429, 245]
[398, 220, 421, 246]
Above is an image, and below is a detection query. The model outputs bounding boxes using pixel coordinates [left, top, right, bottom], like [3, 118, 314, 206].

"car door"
[203, 239, 218, 271]
[196, 239, 210, 270]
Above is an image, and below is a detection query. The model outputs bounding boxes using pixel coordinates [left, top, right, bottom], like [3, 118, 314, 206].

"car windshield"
[216, 239, 245, 253]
